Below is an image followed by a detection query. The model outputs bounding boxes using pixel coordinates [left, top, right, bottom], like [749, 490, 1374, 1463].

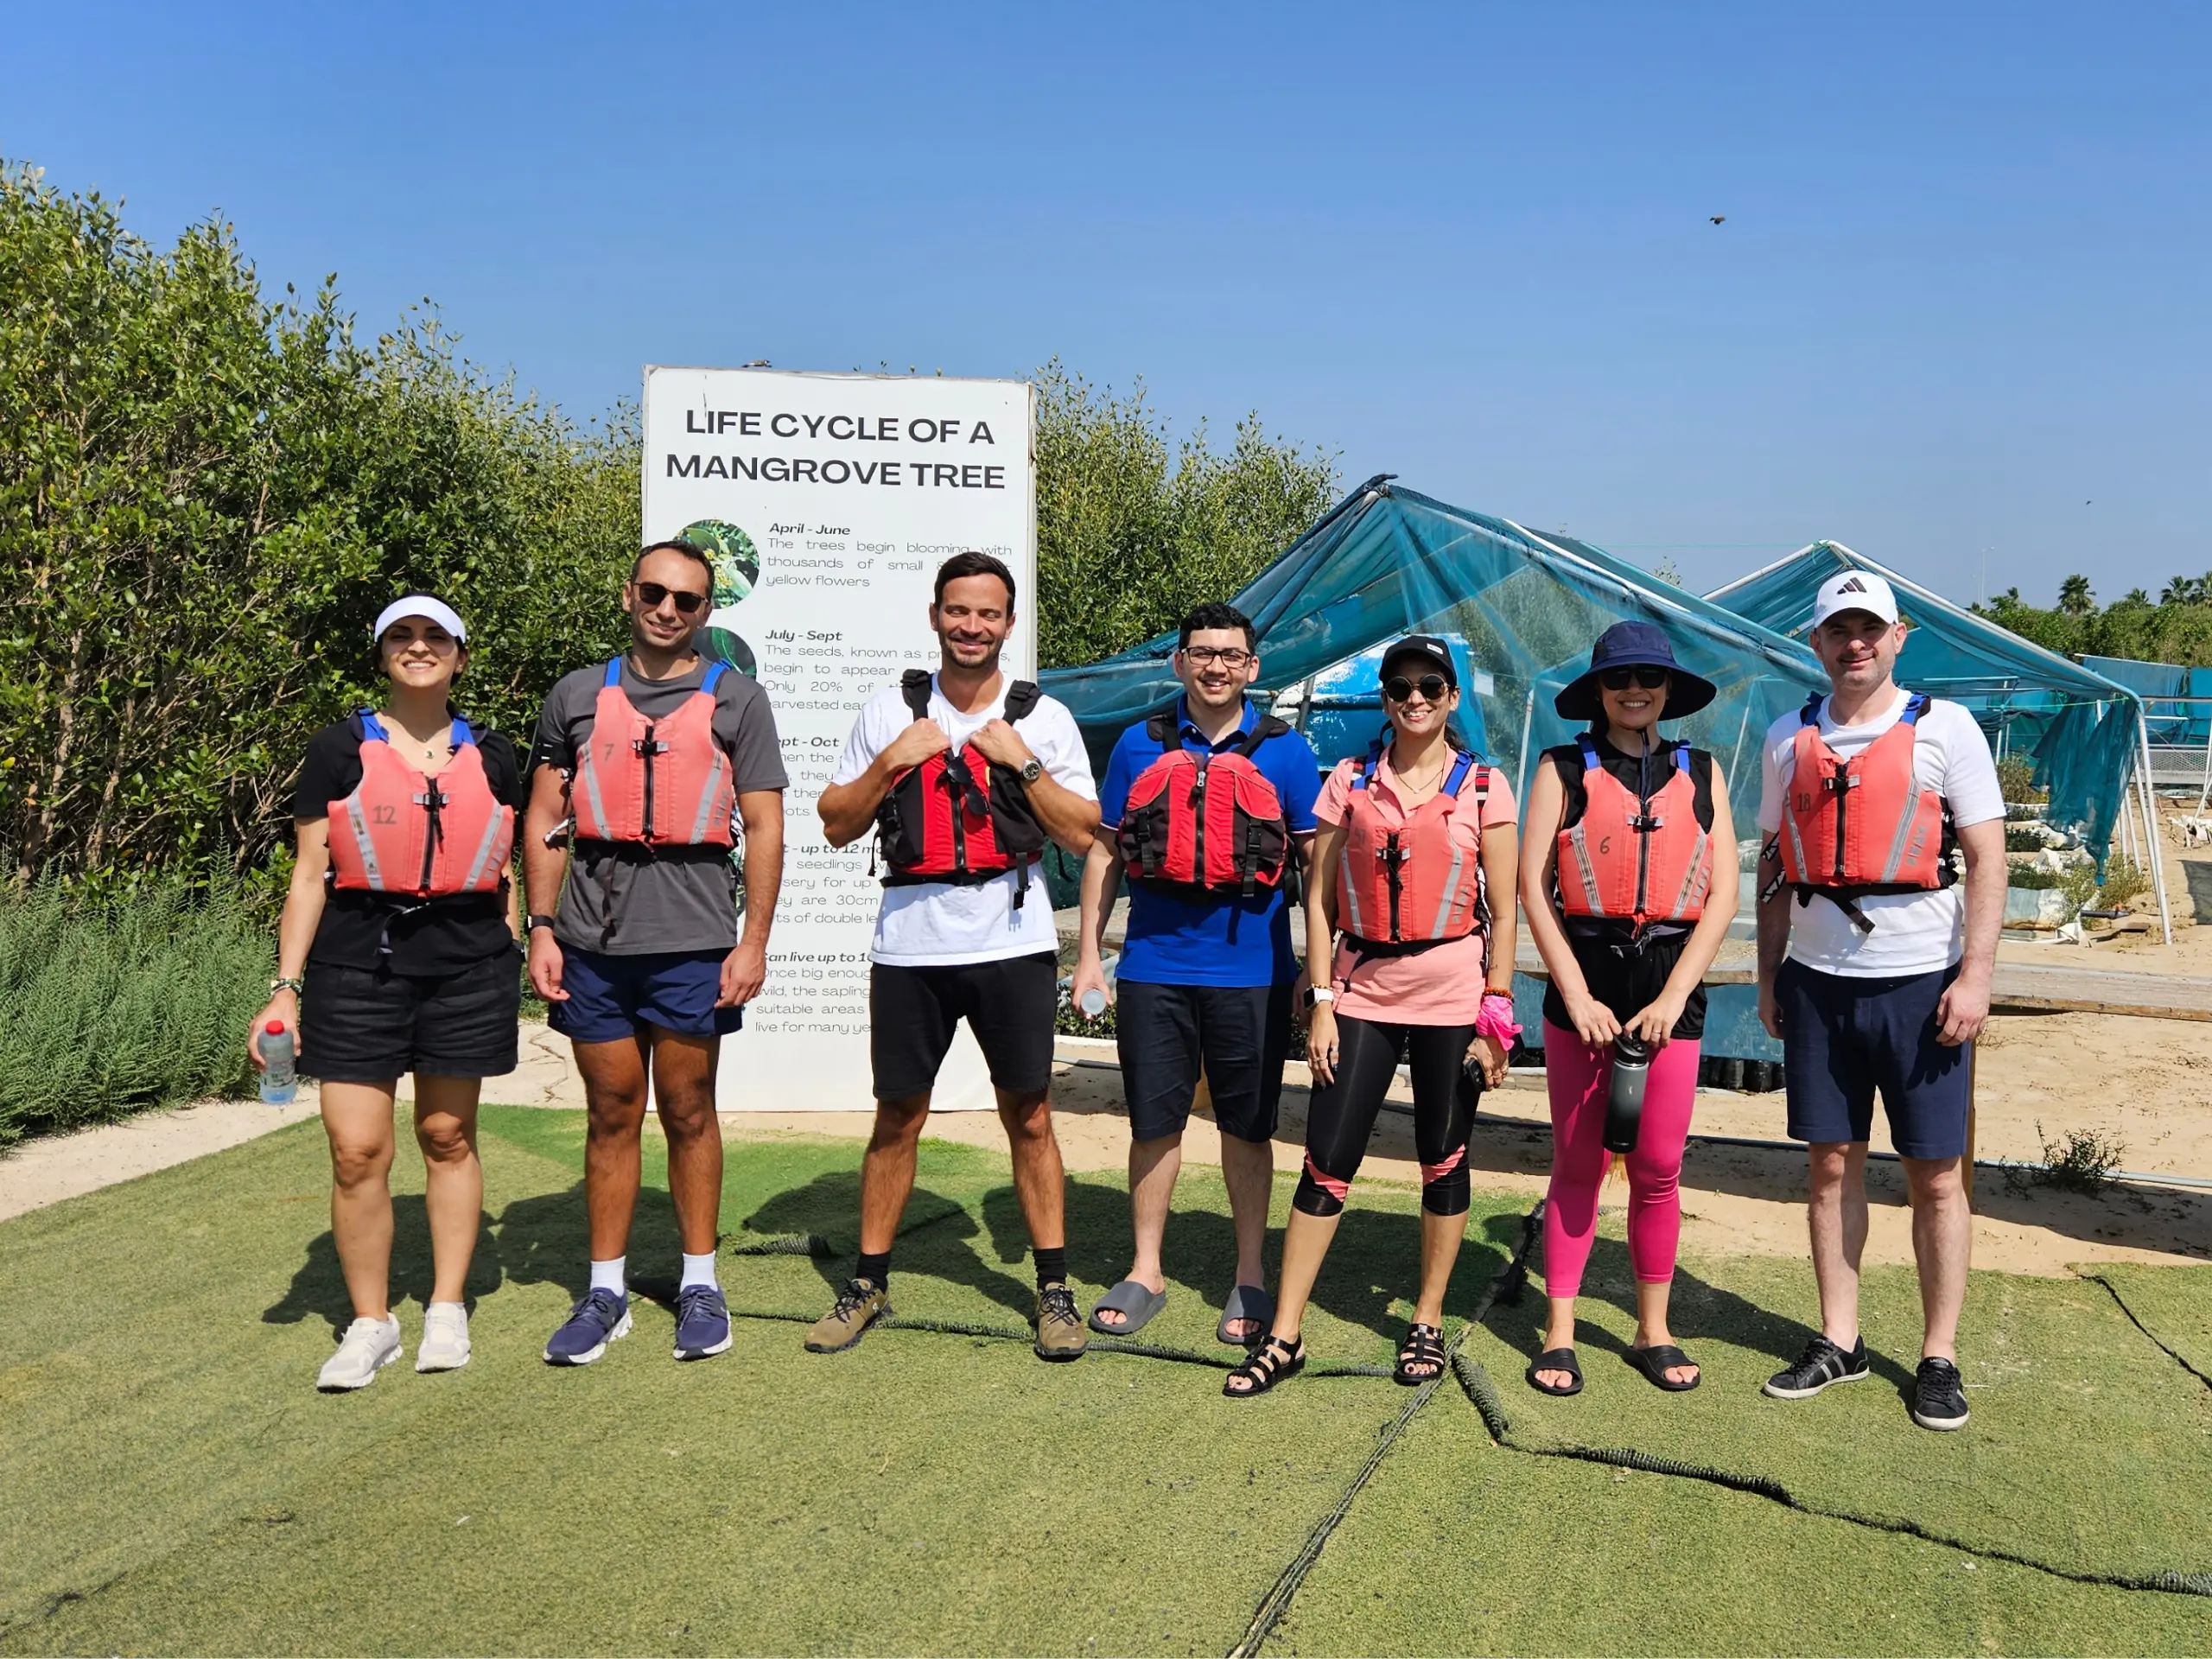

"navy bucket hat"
[1554, 620, 1718, 721]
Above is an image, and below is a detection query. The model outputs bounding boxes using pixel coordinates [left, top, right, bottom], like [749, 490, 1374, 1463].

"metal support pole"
[2135, 706, 2173, 944]
[2197, 709, 2212, 814]
[1513, 684, 1537, 807]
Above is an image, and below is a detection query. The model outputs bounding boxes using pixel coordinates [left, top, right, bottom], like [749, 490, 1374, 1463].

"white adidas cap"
[1810, 569, 1899, 628]
[372, 594, 467, 643]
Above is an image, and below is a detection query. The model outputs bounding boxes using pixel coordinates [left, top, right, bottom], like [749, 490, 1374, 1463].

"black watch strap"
[527, 913, 558, 933]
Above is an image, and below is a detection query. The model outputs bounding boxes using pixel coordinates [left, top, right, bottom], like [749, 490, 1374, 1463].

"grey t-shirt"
[533, 656, 788, 956]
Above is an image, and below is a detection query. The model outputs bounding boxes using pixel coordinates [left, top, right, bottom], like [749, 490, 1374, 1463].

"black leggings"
[1294, 1014, 1478, 1218]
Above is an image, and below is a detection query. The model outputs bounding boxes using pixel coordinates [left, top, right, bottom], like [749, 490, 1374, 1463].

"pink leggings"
[1541, 1021, 1700, 1300]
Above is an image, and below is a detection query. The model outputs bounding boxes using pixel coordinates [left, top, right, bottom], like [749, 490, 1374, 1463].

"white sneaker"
[317, 1313, 403, 1391]
[415, 1302, 472, 1373]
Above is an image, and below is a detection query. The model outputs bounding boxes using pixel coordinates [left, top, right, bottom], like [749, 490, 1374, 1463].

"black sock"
[1033, 1246, 1067, 1288]
[855, 1251, 890, 1291]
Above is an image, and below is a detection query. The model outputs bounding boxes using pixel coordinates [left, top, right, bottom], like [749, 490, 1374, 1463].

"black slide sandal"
[1395, 1322, 1446, 1386]
[1625, 1343, 1701, 1391]
[1224, 1335, 1306, 1399]
[1526, 1347, 1583, 1396]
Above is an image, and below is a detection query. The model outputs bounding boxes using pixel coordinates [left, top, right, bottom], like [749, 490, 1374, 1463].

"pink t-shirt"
[1313, 750, 1516, 1027]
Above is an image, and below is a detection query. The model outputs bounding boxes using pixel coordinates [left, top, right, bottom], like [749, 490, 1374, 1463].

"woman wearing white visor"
[249, 596, 527, 1390]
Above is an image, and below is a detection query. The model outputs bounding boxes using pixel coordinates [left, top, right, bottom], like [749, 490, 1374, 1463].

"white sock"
[589, 1257, 626, 1298]
[680, 1251, 719, 1291]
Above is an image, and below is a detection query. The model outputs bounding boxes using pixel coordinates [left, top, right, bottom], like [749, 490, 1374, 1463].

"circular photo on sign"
[681, 518, 760, 609]
[700, 626, 757, 677]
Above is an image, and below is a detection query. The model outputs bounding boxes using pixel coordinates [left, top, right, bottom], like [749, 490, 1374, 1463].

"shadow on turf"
[263, 1198, 503, 1336]
[1482, 1231, 1920, 1397]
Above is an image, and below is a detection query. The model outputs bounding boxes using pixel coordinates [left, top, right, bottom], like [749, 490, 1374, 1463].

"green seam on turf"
[1224, 1204, 1543, 1659]
[2073, 1268, 2212, 1393]
[1447, 1291, 2212, 1603]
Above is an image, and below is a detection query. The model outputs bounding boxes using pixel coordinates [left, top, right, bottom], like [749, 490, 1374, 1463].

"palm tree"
[2057, 574, 2095, 617]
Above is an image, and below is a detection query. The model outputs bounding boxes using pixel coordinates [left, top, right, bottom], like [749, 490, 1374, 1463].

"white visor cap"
[1809, 570, 1899, 629]
[372, 595, 467, 644]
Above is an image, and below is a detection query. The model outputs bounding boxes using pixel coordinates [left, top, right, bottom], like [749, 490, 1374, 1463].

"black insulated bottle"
[1603, 1033, 1650, 1154]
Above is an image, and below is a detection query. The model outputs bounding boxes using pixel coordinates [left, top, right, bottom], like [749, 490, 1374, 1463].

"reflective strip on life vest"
[688, 749, 731, 843]
[458, 806, 508, 893]
[1338, 840, 1366, 938]
[1565, 823, 1606, 914]
[1879, 786, 1923, 883]
[1430, 836, 1467, 937]
[1667, 828, 1712, 919]
[344, 793, 385, 889]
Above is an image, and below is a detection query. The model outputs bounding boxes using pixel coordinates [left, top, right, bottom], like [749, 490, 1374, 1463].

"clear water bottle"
[1602, 1033, 1649, 1154]
[258, 1020, 298, 1106]
[1077, 987, 1108, 1019]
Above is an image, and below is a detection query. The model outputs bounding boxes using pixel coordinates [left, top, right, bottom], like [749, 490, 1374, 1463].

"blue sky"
[6, 2, 2208, 606]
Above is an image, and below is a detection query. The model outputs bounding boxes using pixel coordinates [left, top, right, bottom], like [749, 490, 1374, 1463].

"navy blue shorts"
[1777, 958, 1971, 1160]
[549, 946, 742, 1045]
[1116, 980, 1294, 1144]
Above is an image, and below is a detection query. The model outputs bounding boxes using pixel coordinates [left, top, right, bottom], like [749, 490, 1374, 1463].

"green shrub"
[2007, 862, 2064, 890]
[0, 879, 270, 1144]
[2098, 855, 2150, 909]
[1995, 754, 2041, 803]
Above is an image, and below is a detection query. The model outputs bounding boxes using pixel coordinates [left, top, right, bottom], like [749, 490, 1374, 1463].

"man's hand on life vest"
[1933, 970, 1990, 1047]
[881, 719, 951, 775]
[528, 931, 569, 1002]
[1560, 988, 1623, 1051]
[718, 938, 766, 1008]
[965, 717, 1036, 775]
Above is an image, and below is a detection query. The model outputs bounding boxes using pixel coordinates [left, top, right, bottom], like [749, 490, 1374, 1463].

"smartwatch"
[527, 913, 559, 934]
[1305, 986, 1335, 1009]
[1017, 758, 1044, 785]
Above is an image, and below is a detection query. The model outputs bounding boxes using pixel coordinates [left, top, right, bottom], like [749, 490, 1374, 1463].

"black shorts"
[1778, 958, 1971, 1160]
[869, 952, 1058, 1102]
[301, 950, 522, 1084]
[1116, 980, 1294, 1143]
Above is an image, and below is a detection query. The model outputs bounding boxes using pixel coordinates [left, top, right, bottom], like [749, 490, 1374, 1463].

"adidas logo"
[1837, 577, 1867, 594]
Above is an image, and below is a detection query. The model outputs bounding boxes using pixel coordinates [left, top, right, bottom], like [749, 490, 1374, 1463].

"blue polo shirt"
[1097, 698, 1324, 988]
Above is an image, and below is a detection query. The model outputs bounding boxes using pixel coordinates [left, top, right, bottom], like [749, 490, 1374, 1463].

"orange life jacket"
[569, 659, 736, 848]
[1555, 736, 1713, 929]
[1776, 692, 1953, 931]
[1336, 742, 1491, 954]
[875, 671, 1049, 907]
[327, 714, 513, 898]
[1116, 709, 1293, 899]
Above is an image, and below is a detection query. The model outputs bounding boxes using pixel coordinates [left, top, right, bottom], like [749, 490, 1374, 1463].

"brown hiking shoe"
[1034, 1282, 1087, 1362]
[804, 1279, 891, 1354]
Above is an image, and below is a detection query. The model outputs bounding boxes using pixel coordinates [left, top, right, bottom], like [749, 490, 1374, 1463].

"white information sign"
[641, 366, 1037, 1111]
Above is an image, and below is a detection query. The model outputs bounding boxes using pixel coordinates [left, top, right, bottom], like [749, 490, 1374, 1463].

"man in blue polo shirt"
[1070, 602, 1323, 1345]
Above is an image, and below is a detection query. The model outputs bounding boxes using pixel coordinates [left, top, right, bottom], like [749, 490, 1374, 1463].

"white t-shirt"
[1757, 688, 2004, 977]
[831, 675, 1096, 967]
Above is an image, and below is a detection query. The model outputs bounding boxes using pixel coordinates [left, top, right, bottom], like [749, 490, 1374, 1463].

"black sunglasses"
[636, 581, 709, 614]
[1382, 673, 1450, 703]
[1599, 665, 1670, 690]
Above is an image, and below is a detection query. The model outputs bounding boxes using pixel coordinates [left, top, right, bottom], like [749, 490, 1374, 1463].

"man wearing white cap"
[1754, 569, 2005, 1431]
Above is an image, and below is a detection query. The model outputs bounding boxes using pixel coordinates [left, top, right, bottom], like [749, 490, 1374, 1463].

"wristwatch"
[527, 913, 559, 933]
[1305, 986, 1335, 1009]
[1017, 758, 1044, 785]
[269, 976, 305, 996]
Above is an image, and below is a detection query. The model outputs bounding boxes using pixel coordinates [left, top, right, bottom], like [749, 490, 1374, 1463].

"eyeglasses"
[636, 582, 709, 614]
[1599, 666, 1670, 691]
[1181, 646, 1253, 668]
[1382, 674, 1450, 703]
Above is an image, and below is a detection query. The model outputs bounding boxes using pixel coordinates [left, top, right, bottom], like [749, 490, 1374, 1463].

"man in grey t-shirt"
[524, 539, 787, 1370]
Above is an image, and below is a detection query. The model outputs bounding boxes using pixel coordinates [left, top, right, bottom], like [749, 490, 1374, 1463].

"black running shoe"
[1762, 1333, 1871, 1399]
[1911, 1356, 1970, 1431]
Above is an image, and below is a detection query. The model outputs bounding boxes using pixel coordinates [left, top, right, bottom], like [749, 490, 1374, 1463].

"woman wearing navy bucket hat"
[1518, 620, 1738, 1396]
[248, 596, 527, 1391]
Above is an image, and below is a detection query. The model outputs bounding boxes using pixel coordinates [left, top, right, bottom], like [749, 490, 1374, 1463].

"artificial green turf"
[3, 1112, 2209, 1656]
[1459, 1223, 2212, 1587]
[2076, 1261, 2212, 1387]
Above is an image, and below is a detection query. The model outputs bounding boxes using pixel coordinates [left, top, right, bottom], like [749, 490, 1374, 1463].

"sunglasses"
[1382, 673, 1450, 703]
[1599, 666, 1670, 691]
[635, 581, 709, 614]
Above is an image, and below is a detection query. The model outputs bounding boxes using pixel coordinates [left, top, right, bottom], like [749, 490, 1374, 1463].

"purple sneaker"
[543, 1288, 632, 1366]
[673, 1284, 732, 1361]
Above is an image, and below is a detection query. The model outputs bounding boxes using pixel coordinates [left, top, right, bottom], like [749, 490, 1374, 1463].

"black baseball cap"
[1379, 634, 1457, 690]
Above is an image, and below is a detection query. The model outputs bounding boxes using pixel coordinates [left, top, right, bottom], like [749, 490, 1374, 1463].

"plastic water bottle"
[1077, 987, 1108, 1020]
[1602, 1033, 1649, 1154]
[258, 1020, 298, 1106]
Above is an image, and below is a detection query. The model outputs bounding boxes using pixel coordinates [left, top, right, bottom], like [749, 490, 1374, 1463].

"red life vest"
[876, 671, 1049, 908]
[1776, 691, 1954, 931]
[569, 659, 736, 848]
[1555, 736, 1713, 928]
[1115, 709, 1294, 899]
[327, 714, 513, 898]
[1335, 743, 1491, 953]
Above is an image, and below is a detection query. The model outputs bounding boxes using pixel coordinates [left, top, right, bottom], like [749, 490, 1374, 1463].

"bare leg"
[1536, 1295, 1579, 1390]
[1265, 1208, 1341, 1344]
[859, 1092, 931, 1255]
[998, 1086, 1065, 1252]
[411, 1077, 483, 1304]
[1901, 1154, 1971, 1362]
[574, 1035, 651, 1262]
[1807, 1140, 1868, 1347]
[1218, 1130, 1275, 1340]
[321, 1080, 400, 1321]
[1095, 1131, 1179, 1327]
[1632, 1279, 1698, 1386]
[650, 1030, 724, 1255]
[1410, 1207, 1463, 1328]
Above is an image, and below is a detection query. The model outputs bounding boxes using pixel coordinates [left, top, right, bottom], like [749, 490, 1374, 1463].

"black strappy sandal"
[1395, 1321, 1446, 1386]
[1224, 1334, 1306, 1399]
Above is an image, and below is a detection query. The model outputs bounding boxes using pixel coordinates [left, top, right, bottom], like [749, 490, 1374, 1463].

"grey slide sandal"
[1088, 1280, 1168, 1335]
[1217, 1283, 1274, 1348]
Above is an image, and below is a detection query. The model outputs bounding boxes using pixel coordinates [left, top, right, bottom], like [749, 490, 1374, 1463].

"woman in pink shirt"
[1225, 636, 1522, 1397]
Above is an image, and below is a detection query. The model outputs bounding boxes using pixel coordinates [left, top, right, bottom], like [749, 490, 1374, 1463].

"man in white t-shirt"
[1754, 570, 2006, 1432]
[803, 552, 1100, 1362]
